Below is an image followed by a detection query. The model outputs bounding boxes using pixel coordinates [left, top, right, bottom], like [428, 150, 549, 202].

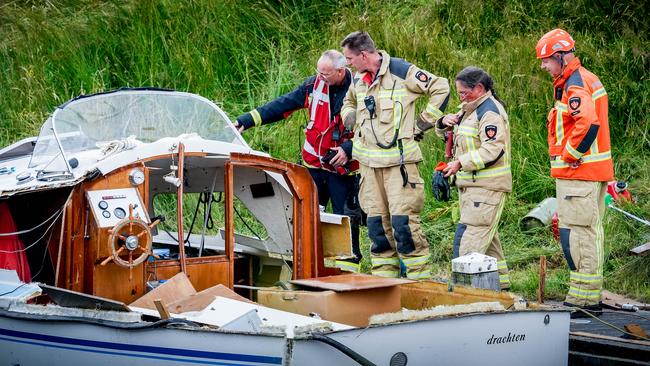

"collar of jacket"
[359, 50, 390, 86]
[553, 57, 582, 88]
[460, 90, 493, 114]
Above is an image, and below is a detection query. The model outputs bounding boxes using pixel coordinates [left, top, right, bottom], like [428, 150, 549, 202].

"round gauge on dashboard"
[128, 168, 145, 186]
[98, 200, 108, 210]
[114, 207, 127, 219]
[102, 210, 111, 218]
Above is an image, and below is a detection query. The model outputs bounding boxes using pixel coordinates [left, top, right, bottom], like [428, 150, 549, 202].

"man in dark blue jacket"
[235, 50, 363, 270]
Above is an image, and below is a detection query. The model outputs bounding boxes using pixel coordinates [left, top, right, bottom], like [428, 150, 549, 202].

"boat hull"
[0, 309, 568, 365]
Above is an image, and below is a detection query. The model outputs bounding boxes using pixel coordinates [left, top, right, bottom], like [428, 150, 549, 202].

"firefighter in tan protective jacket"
[338, 31, 450, 279]
[437, 66, 512, 289]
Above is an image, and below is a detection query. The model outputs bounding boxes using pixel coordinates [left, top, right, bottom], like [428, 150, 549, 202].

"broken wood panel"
[147, 256, 231, 292]
[290, 273, 413, 292]
[400, 281, 515, 310]
[129, 272, 195, 310]
[167, 284, 254, 313]
[321, 217, 352, 257]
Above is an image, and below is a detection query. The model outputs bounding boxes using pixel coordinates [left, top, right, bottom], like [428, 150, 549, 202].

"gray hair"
[319, 49, 346, 69]
[340, 31, 376, 54]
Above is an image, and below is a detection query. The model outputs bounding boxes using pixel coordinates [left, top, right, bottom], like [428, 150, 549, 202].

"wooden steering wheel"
[101, 204, 160, 279]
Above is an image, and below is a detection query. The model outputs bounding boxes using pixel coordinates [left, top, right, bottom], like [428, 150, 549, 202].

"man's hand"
[569, 159, 582, 169]
[441, 112, 462, 127]
[442, 160, 462, 178]
[233, 119, 245, 133]
[329, 146, 349, 167]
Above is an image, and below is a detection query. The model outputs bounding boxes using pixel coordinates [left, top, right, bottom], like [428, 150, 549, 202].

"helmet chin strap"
[553, 52, 566, 70]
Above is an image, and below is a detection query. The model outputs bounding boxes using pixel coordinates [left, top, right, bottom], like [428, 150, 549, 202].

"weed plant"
[1, 0, 648, 300]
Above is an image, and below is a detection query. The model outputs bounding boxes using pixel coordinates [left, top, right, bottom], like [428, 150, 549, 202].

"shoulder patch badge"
[485, 125, 497, 140]
[569, 96, 581, 110]
[415, 70, 429, 83]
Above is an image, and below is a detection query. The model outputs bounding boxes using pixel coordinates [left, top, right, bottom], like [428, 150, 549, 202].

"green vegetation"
[1, 0, 649, 301]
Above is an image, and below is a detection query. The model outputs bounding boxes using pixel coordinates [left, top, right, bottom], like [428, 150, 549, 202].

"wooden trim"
[224, 161, 234, 289]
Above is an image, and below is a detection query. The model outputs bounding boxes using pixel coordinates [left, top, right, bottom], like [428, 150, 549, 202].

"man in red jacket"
[235, 50, 363, 271]
[536, 29, 614, 311]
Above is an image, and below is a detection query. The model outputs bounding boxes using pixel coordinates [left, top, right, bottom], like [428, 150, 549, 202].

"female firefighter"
[436, 66, 512, 289]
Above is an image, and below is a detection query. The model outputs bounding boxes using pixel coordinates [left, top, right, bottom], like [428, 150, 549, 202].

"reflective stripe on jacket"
[547, 58, 614, 181]
[436, 91, 512, 192]
[341, 50, 450, 168]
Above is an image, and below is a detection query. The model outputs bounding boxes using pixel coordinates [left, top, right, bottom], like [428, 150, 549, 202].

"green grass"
[1, 0, 649, 301]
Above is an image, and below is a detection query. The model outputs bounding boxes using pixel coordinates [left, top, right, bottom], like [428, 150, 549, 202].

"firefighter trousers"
[557, 179, 606, 307]
[359, 163, 431, 280]
[453, 187, 510, 289]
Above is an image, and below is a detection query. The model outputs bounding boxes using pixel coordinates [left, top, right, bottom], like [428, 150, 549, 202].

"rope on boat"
[571, 307, 650, 341]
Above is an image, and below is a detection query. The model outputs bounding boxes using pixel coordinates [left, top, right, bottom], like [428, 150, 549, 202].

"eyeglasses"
[457, 87, 475, 98]
[316, 68, 338, 78]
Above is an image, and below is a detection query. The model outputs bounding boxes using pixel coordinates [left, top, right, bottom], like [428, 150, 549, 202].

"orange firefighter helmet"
[536, 28, 575, 59]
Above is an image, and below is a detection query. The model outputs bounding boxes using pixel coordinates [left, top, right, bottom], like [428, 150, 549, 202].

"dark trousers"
[308, 168, 363, 260]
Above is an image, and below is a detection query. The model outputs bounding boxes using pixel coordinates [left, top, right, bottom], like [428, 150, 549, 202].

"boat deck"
[569, 309, 650, 365]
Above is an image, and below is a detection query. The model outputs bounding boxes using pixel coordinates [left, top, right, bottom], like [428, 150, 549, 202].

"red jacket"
[547, 58, 614, 181]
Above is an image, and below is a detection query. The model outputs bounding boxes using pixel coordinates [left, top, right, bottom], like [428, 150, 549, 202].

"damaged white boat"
[0, 89, 569, 365]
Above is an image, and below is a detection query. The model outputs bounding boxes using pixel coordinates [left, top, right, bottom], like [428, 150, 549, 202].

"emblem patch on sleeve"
[569, 96, 581, 110]
[415, 71, 429, 83]
[485, 125, 497, 140]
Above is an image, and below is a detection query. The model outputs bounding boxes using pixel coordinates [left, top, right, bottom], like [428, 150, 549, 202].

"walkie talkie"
[364, 95, 376, 119]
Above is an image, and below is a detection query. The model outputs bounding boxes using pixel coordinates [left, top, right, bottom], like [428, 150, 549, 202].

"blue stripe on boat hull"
[0, 327, 282, 365]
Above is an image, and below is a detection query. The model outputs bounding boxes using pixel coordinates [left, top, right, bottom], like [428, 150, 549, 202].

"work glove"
[414, 114, 434, 142]
[432, 162, 451, 201]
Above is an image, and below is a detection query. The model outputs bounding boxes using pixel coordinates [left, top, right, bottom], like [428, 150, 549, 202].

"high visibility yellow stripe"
[456, 165, 511, 180]
[425, 104, 444, 120]
[353, 139, 419, 158]
[592, 88, 607, 100]
[568, 287, 601, 300]
[565, 142, 583, 160]
[378, 89, 407, 97]
[406, 269, 431, 280]
[250, 109, 262, 127]
[555, 102, 567, 146]
[402, 255, 430, 267]
[468, 136, 484, 169]
[372, 270, 400, 278]
[497, 260, 508, 270]
[570, 271, 602, 283]
[550, 151, 611, 168]
[335, 261, 360, 273]
[392, 97, 403, 132]
[371, 257, 400, 266]
[499, 274, 510, 284]
[457, 125, 478, 136]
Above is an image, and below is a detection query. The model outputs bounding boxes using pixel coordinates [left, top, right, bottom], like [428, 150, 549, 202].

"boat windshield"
[29, 89, 242, 169]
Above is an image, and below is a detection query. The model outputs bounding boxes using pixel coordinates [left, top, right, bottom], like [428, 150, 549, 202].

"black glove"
[432, 171, 450, 201]
[414, 114, 433, 142]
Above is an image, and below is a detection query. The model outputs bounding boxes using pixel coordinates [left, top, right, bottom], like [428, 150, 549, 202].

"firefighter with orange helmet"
[536, 29, 614, 312]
